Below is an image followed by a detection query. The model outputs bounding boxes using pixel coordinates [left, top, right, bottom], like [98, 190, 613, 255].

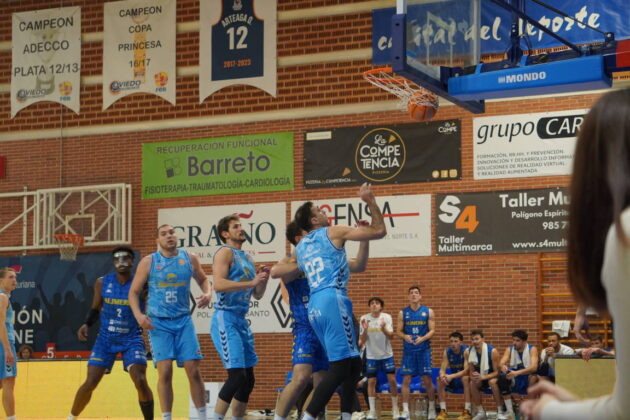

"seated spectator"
[575, 334, 615, 361]
[465, 329, 502, 420]
[491, 330, 538, 420]
[17, 344, 34, 360]
[436, 332, 471, 420]
[535, 332, 575, 383]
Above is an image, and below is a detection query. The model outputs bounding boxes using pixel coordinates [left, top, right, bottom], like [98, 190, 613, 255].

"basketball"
[407, 96, 438, 121]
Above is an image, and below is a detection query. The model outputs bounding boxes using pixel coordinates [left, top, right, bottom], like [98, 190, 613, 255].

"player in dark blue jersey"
[397, 286, 436, 420]
[211, 214, 270, 420]
[67, 247, 153, 420]
[271, 221, 370, 420]
[130, 225, 212, 420]
[0, 267, 17, 420]
[436, 332, 471, 420]
[294, 183, 386, 420]
[465, 330, 502, 420]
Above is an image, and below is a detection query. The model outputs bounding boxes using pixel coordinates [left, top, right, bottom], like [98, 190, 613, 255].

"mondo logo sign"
[355, 128, 406, 182]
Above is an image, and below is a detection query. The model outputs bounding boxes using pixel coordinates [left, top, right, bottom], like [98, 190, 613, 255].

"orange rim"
[54, 233, 84, 246]
[363, 67, 410, 84]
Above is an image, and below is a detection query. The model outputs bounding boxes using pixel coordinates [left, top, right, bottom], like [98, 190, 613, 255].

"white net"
[363, 67, 439, 111]
[54, 234, 83, 261]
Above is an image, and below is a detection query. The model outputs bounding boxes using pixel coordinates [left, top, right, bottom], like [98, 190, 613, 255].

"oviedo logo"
[354, 128, 406, 182]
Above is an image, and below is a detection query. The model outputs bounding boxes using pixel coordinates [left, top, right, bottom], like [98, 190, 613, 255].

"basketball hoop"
[363, 67, 439, 121]
[54, 234, 84, 261]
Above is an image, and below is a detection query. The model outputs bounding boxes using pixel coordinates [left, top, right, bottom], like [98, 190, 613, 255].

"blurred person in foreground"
[521, 88, 630, 419]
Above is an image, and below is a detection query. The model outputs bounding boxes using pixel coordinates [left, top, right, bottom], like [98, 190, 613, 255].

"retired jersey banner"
[436, 188, 569, 255]
[11, 7, 81, 117]
[291, 194, 432, 257]
[191, 277, 291, 334]
[304, 121, 461, 188]
[158, 202, 286, 264]
[199, 0, 277, 101]
[473, 109, 586, 180]
[102, 0, 176, 109]
[142, 132, 293, 199]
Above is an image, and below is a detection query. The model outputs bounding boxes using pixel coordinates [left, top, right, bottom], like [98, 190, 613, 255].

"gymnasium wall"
[0, 0, 598, 411]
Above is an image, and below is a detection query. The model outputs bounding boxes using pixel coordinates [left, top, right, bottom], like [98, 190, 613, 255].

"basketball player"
[465, 330, 502, 420]
[436, 332, 471, 420]
[397, 286, 436, 420]
[0, 267, 17, 420]
[211, 214, 270, 420]
[294, 182, 386, 420]
[493, 330, 538, 420]
[129, 225, 212, 420]
[272, 221, 370, 420]
[359, 297, 399, 420]
[67, 247, 153, 420]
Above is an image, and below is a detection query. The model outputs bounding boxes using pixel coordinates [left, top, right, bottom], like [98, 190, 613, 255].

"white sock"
[213, 414, 225, 420]
[7, 416, 16, 420]
[196, 406, 207, 420]
[341, 413, 352, 420]
[504, 399, 513, 413]
[465, 402, 471, 411]
[275, 415, 287, 420]
[403, 403, 409, 412]
[477, 406, 485, 414]
[439, 401, 446, 410]
[302, 413, 316, 420]
[391, 396, 399, 411]
[369, 396, 377, 413]
[498, 406, 504, 414]
[67, 416, 77, 420]
[162, 413, 172, 420]
[429, 400, 435, 411]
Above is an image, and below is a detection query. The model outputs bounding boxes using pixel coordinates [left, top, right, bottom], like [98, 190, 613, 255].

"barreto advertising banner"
[473, 109, 587, 180]
[291, 194, 432, 257]
[304, 121, 461, 188]
[436, 188, 569, 255]
[142, 132, 294, 199]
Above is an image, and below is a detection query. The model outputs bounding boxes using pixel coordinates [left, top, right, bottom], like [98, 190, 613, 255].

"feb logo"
[233, 0, 243, 11]
[59, 81, 72, 96]
[154, 72, 168, 87]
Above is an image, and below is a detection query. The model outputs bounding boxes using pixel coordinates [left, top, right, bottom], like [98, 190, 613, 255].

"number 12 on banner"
[438, 196, 479, 233]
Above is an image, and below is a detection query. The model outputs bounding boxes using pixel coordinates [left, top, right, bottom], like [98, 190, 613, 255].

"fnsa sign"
[158, 203, 286, 264]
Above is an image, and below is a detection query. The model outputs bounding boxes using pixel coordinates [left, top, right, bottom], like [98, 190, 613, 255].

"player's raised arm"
[329, 183, 386, 244]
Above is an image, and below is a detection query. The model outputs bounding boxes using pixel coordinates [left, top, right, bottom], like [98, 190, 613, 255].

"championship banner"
[103, 0, 176, 109]
[11, 7, 81, 117]
[191, 277, 291, 334]
[142, 132, 293, 199]
[158, 202, 286, 264]
[436, 188, 569, 255]
[304, 121, 461, 188]
[473, 109, 586, 179]
[0, 252, 123, 354]
[199, 0, 277, 101]
[291, 194, 432, 258]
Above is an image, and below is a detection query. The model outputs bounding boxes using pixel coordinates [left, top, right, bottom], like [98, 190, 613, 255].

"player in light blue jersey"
[397, 286, 436, 420]
[0, 267, 17, 420]
[130, 225, 212, 420]
[211, 214, 270, 420]
[68, 247, 154, 420]
[271, 221, 370, 420]
[294, 183, 386, 420]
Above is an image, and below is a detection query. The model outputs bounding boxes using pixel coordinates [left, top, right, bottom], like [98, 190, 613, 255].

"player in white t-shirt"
[359, 297, 399, 420]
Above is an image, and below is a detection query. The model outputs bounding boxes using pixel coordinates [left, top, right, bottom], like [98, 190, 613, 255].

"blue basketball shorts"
[292, 322, 328, 372]
[511, 372, 529, 395]
[366, 356, 396, 376]
[308, 288, 359, 362]
[88, 334, 147, 372]
[211, 309, 258, 369]
[0, 344, 16, 380]
[401, 349, 432, 376]
[148, 315, 202, 366]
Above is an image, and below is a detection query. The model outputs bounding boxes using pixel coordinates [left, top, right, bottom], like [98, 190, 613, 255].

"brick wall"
[0, 0, 596, 411]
